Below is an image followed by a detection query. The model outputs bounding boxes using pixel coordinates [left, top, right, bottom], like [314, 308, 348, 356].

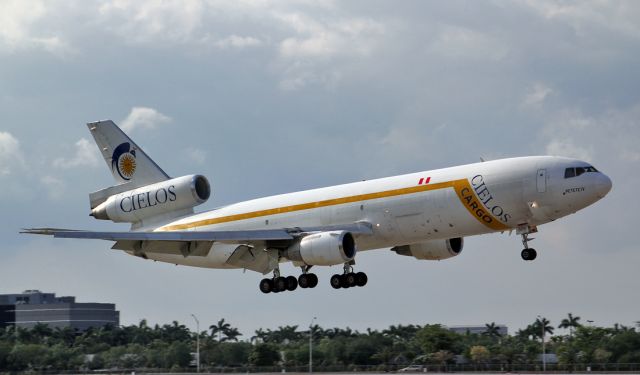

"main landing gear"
[330, 263, 368, 289]
[259, 267, 318, 294]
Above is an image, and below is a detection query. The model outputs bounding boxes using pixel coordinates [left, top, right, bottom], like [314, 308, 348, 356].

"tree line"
[1, 314, 640, 372]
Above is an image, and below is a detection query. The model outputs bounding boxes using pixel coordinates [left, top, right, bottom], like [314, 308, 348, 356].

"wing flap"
[226, 245, 278, 274]
[112, 240, 212, 257]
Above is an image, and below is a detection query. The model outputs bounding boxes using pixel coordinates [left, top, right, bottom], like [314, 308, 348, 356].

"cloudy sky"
[1, 0, 639, 336]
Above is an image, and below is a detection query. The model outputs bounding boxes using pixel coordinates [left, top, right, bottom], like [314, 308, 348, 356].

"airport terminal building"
[0, 290, 119, 331]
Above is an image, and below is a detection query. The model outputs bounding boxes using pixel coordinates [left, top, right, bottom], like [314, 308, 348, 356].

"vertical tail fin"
[87, 120, 170, 187]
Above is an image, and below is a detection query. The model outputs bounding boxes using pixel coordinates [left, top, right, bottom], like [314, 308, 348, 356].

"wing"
[21, 228, 295, 241]
[21, 222, 373, 242]
[22, 222, 372, 267]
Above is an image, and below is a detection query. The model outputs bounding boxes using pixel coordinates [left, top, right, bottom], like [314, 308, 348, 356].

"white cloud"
[521, 1, 640, 39]
[214, 35, 261, 49]
[541, 104, 640, 164]
[522, 82, 553, 108]
[0, 131, 24, 175]
[545, 139, 592, 160]
[275, 14, 384, 90]
[185, 147, 206, 164]
[52, 138, 100, 169]
[98, 0, 205, 44]
[429, 25, 508, 61]
[277, 15, 383, 59]
[0, 0, 72, 55]
[120, 107, 172, 133]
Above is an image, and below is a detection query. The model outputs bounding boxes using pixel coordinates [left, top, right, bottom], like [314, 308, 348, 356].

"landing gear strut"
[520, 233, 537, 261]
[330, 263, 368, 289]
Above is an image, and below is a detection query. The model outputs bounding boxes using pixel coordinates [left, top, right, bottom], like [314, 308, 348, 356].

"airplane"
[24, 120, 613, 293]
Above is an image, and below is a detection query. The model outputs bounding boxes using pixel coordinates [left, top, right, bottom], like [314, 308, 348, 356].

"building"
[0, 290, 119, 331]
[447, 324, 508, 336]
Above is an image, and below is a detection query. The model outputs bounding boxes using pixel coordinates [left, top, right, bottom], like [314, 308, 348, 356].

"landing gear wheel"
[339, 274, 351, 288]
[330, 274, 342, 289]
[529, 248, 537, 260]
[259, 278, 273, 294]
[274, 277, 287, 292]
[285, 276, 298, 291]
[355, 272, 368, 287]
[521, 248, 537, 261]
[308, 273, 318, 288]
[298, 274, 310, 288]
[345, 273, 357, 287]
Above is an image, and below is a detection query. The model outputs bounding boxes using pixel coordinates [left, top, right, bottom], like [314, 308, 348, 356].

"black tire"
[275, 277, 287, 292]
[529, 248, 537, 260]
[330, 274, 342, 289]
[286, 276, 298, 291]
[298, 274, 310, 288]
[521, 249, 531, 261]
[345, 273, 357, 287]
[355, 272, 368, 287]
[259, 278, 273, 294]
[308, 273, 318, 288]
[339, 274, 351, 288]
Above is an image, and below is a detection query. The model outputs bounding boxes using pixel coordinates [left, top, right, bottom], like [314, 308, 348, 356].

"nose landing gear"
[520, 230, 537, 261]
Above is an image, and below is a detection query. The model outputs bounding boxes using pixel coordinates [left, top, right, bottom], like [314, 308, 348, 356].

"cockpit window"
[565, 165, 598, 179]
[564, 168, 576, 178]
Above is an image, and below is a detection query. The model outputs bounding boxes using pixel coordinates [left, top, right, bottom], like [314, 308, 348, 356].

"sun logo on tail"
[111, 142, 137, 180]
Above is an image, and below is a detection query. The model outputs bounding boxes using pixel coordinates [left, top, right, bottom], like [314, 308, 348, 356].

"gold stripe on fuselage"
[159, 179, 509, 232]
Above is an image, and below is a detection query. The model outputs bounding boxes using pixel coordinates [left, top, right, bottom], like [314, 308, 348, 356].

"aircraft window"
[585, 166, 598, 172]
[564, 168, 576, 178]
[576, 167, 586, 177]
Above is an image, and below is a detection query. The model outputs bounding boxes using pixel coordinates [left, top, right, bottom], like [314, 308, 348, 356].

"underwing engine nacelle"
[91, 175, 211, 223]
[285, 231, 357, 266]
[391, 237, 463, 260]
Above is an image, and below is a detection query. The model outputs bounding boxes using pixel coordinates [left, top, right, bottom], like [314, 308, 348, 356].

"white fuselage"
[138, 156, 612, 268]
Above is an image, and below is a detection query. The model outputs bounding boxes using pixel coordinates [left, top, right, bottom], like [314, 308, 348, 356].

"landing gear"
[298, 273, 318, 288]
[519, 229, 538, 262]
[330, 264, 368, 289]
[260, 267, 317, 293]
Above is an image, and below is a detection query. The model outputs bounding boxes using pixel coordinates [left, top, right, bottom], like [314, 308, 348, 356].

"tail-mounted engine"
[91, 174, 211, 223]
[392, 237, 463, 260]
[285, 231, 357, 266]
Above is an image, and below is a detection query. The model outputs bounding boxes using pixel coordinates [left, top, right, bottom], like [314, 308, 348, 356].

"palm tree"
[534, 317, 554, 339]
[558, 313, 581, 338]
[251, 328, 268, 343]
[483, 322, 502, 338]
[209, 318, 231, 342]
[271, 325, 301, 343]
[223, 326, 242, 342]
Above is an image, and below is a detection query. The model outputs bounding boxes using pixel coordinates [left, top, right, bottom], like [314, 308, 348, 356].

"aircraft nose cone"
[596, 174, 612, 198]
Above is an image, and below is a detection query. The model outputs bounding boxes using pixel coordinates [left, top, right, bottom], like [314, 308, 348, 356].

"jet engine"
[391, 237, 463, 260]
[91, 174, 211, 223]
[285, 231, 356, 266]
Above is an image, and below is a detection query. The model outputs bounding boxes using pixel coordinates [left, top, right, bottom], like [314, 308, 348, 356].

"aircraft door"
[536, 169, 547, 193]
